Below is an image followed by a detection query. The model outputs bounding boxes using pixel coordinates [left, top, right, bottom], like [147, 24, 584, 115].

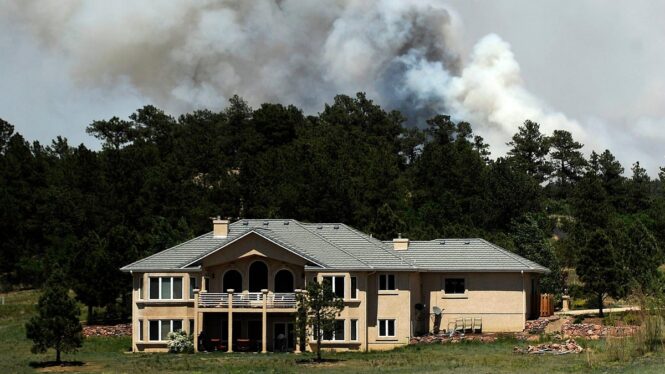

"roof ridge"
[296, 221, 374, 269]
[120, 230, 213, 271]
[477, 238, 536, 270]
[340, 224, 417, 268]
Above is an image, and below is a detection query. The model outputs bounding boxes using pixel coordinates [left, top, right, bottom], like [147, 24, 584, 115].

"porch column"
[294, 289, 301, 354]
[261, 289, 268, 353]
[193, 289, 200, 352]
[227, 289, 234, 353]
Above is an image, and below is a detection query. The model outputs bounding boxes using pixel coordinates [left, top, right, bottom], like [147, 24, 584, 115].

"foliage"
[295, 280, 345, 361]
[167, 330, 194, 353]
[25, 268, 83, 363]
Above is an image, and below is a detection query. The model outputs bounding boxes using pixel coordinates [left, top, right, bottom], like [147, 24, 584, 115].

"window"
[378, 319, 396, 337]
[350, 319, 358, 341]
[189, 319, 195, 335]
[350, 276, 357, 299]
[444, 278, 465, 294]
[189, 277, 197, 299]
[138, 320, 144, 341]
[138, 277, 143, 300]
[149, 277, 184, 300]
[323, 320, 345, 341]
[149, 319, 183, 341]
[322, 276, 345, 298]
[379, 274, 396, 291]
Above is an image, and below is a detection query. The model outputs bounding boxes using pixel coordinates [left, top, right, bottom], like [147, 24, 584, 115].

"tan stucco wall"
[422, 272, 528, 333]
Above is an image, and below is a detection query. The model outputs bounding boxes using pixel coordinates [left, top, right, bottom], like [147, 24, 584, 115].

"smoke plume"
[0, 0, 630, 158]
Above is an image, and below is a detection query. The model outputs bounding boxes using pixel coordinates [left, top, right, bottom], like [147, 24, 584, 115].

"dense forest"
[1, 93, 663, 318]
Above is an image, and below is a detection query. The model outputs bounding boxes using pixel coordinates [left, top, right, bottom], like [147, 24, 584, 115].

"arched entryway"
[274, 269, 295, 293]
[223, 269, 242, 292]
[248, 261, 268, 292]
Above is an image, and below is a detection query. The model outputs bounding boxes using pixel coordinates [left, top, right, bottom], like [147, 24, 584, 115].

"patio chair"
[472, 317, 482, 333]
[464, 317, 473, 333]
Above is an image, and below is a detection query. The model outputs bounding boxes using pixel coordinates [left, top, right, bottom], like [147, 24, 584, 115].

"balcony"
[198, 292, 296, 309]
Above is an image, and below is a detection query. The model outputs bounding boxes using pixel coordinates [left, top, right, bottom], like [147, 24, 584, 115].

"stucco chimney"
[393, 233, 409, 251]
[212, 216, 229, 238]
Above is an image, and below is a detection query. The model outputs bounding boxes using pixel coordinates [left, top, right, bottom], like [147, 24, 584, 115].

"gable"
[196, 231, 313, 268]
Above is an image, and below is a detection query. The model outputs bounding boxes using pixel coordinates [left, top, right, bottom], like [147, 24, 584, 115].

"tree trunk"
[55, 342, 61, 364]
[316, 310, 321, 362]
[598, 293, 604, 317]
[87, 304, 93, 324]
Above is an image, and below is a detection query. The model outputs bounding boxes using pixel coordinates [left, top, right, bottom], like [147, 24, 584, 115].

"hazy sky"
[1, 0, 663, 173]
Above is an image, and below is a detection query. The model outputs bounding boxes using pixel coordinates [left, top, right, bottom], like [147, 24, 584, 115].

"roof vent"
[283, 221, 290, 225]
[242, 221, 249, 226]
[464, 240, 470, 245]
[317, 225, 323, 230]
[440, 240, 446, 245]
[263, 221, 269, 226]
[333, 225, 339, 229]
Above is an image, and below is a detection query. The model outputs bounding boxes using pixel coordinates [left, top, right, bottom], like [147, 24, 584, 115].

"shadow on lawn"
[296, 358, 344, 365]
[29, 361, 85, 369]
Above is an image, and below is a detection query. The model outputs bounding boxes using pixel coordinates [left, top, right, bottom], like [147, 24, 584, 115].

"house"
[121, 218, 549, 353]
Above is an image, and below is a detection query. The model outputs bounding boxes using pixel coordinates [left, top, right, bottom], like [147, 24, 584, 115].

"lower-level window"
[322, 320, 345, 341]
[378, 319, 396, 337]
[149, 319, 183, 341]
[138, 320, 144, 341]
[189, 319, 195, 335]
[350, 319, 358, 341]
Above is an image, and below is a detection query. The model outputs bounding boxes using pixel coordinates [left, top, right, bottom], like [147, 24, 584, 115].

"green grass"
[2, 290, 665, 373]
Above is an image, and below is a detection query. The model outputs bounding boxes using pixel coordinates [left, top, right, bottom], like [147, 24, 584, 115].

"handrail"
[198, 292, 296, 308]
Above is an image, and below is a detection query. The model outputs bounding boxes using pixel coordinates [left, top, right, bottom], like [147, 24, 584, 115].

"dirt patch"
[31, 361, 104, 373]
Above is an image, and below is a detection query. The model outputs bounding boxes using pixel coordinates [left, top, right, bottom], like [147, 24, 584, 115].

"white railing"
[198, 292, 296, 309]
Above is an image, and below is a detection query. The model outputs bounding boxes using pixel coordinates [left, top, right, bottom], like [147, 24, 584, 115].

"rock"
[83, 323, 132, 337]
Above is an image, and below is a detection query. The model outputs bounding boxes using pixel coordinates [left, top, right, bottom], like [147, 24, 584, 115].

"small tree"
[26, 268, 83, 364]
[576, 230, 626, 317]
[295, 280, 344, 362]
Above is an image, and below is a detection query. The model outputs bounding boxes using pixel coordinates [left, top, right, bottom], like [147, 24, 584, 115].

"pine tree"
[26, 268, 83, 363]
[576, 230, 626, 317]
[549, 130, 586, 192]
[506, 120, 552, 183]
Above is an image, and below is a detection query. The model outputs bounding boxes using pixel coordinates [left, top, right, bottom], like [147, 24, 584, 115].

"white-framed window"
[379, 274, 396, 291]
[149, 277, 183, 300]
[149, 319, 183, 341]
[378, 319, 396, 337]
[322, 276, 345, 298]
[138, 320, 144, 341]
[322, 320, 345, 341]
[350, 276, 358, 299]
[444, 278, 466, 294]
[189, 277, 197, 299]
[350, 319, 358, 341]
[137, 276, 143, 300]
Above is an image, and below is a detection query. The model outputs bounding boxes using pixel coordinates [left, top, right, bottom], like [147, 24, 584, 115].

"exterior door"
[273, 322, 294, 351]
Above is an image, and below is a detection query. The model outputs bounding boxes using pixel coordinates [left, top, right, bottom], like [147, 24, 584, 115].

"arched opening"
[274, 269, 295, 293]
[248, 261, 268, 292]
[222, 270, 242, 292]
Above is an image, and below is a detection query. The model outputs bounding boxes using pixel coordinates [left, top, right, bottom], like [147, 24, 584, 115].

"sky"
[0, 0, 664, 174]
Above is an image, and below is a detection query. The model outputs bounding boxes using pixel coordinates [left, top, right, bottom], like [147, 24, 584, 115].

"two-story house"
[121, 218, 548, 352]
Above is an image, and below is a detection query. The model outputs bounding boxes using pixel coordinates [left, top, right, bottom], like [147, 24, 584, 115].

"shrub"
[167, 330, 194, 353]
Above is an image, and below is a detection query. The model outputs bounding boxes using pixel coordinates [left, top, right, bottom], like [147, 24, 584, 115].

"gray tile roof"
[121, 219, 549, 273]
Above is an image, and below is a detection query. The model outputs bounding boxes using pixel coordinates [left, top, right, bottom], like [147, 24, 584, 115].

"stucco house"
[121, 218, 549, 353]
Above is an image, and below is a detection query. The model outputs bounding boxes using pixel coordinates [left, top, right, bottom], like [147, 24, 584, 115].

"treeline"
[1, 93, 663, 317]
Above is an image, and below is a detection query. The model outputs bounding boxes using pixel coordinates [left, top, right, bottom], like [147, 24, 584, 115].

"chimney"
[212, 216, 229, 238]
[393, 233, 409, 251]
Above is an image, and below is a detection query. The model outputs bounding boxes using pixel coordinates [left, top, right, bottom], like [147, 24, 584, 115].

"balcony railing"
[198, 292, 296, 309]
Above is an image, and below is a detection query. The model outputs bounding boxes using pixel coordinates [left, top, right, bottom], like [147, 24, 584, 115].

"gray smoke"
[5, 0, 660, 165]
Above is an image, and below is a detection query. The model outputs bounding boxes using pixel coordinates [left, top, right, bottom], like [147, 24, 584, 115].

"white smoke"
[3, 0, 662, 170]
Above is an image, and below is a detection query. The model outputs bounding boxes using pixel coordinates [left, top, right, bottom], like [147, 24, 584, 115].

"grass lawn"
[2, 290, 665, 373]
